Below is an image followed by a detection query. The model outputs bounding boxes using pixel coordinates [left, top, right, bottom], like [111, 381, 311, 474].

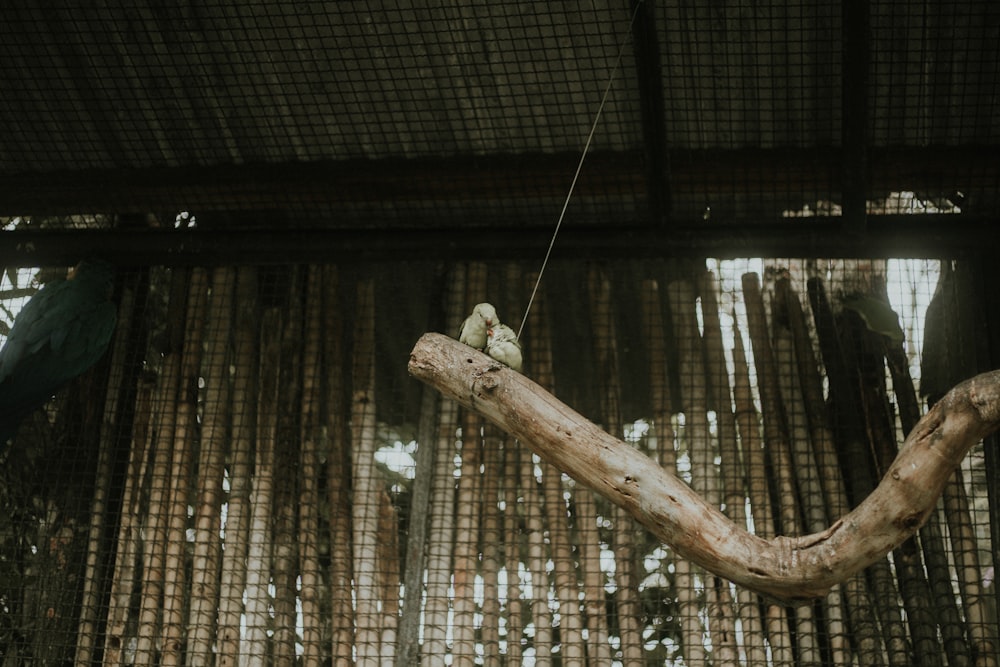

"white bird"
[459, 302, 498, 350]
[486, 323, 522, 372]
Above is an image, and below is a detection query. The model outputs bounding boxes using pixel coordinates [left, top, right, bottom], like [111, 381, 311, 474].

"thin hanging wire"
[517, 0, 644, 340]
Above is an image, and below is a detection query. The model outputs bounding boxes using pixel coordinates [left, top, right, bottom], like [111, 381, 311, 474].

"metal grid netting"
[869, 0, 1000, 146]
[0, 0, 998, 663]
[0, 257, 996, 665]
[0, 1, 997, 226]
[0, 2, 643, 229]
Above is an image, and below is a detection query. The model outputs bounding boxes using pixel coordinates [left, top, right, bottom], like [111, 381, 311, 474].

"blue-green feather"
[0, 260, 117, 446]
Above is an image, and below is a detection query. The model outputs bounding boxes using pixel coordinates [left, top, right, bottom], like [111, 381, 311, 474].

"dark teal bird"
[0, 259, 117, 447]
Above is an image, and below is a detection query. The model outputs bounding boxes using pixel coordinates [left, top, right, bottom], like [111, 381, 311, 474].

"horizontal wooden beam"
[0, 147, 994, 220]
[0, 215, 991, 267]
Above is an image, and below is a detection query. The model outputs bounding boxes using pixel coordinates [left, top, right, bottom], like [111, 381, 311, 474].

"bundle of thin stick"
[62, 261, 993, 665]
[408, 300, 1000, 614]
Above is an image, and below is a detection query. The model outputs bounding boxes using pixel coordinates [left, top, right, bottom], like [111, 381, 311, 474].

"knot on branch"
[966, 370, 1000, 424]
[474, 372, 499, 394]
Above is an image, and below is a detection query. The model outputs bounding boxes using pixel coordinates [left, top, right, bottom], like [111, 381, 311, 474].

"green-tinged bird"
[486, 323, 522, 372]
[0, 259, 117, 447]
[842, 293, 904, 345]
[459, 302, 498, 350]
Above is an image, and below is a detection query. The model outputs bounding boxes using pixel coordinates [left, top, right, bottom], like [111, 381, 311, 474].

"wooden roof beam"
[0, 216, 994, 267]
[0, 147, 993, 220]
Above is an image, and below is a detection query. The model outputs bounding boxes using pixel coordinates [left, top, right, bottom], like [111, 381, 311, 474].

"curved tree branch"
[408, 332, 1000, 603]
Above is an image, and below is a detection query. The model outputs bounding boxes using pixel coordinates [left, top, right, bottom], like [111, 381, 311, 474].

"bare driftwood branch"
[408, 332, 1000, 604]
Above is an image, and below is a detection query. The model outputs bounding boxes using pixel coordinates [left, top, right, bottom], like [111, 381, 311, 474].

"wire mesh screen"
[1, 0, 999, 664]
[0, 257, 996, 665]
[2, 0, 998, 227]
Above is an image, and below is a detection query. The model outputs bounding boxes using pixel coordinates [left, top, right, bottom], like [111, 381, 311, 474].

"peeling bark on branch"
[408, 332, 1000, 603]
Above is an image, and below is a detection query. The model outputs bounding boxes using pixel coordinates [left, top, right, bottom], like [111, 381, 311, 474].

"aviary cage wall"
[1, 0, 999, 664]
[0, 252, 996, 666]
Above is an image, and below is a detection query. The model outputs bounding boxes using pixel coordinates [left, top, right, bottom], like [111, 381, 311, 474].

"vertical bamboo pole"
[668, 273, 740, 664]
[240, 306, 282, 665]
[397, 383, 439, 667]
[453, 411, 483, 664]
[298, 265, 327, 666]
[775, 275, 854, 665]
[741, 273, 797, 529]
[325, 265, 354, 666]
[575, 483, 613, 661]
[865, 521, 911, 656]
[773, 280, 829, 537]
[77, 275, 134, 665]
[422, 264, 465, 660]
[519, 431, 554, 665]
[885, 341, 974, 666]
[808, 277, 901, 665]
[924, 506, 976, 666]
[217, 268, 259, 665]
[731, 323, 795, 665]
[102, 375, 155, 666]
[186, 267, 236, 665]
[804, 277, 879, 501]
[480, 259, 510, 667]
[134, 268, 189, 666]
[943, 471, 1000, 667]
[641, 277, 706, 664]
[351, 279, 382, 665]
[698, 270, 768, 666]
[379, 488, 401, 663]
[502, 436, 525, 663]
[273, 269, 304, 667]
[527, 271, 586, 666]
[99, 268, 152, 665]
[841, 286, 941, 667]
[452, 262, 488, 664]
[809, 278, 910, 666]
[497, 264, 555, 667]
[783, 277, 881, 666]
[507, 264, 553, 665]
[479, 422, 504, 667]
[773, 300, 834, 667]
[639, 279, 685, 658]
[743, 272, 819, 665]
[161, 269, 208, 665]
[588, 266, 643, 665]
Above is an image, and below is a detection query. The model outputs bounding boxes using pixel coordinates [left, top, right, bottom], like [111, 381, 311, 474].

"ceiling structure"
[0, 1, 997, 265]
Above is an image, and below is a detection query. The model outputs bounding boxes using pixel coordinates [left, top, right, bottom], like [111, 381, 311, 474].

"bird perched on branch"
[459, 302, 498, 350]
[0, 259, 117, 447]
[842, 293, 904, 345]
[487, 323, 522, 372]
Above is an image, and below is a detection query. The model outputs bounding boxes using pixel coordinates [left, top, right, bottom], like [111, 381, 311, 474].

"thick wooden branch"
[408, 332, 1000, 603]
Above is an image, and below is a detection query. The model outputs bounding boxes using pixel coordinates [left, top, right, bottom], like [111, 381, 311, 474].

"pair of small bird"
[458, 302, 522, 372]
